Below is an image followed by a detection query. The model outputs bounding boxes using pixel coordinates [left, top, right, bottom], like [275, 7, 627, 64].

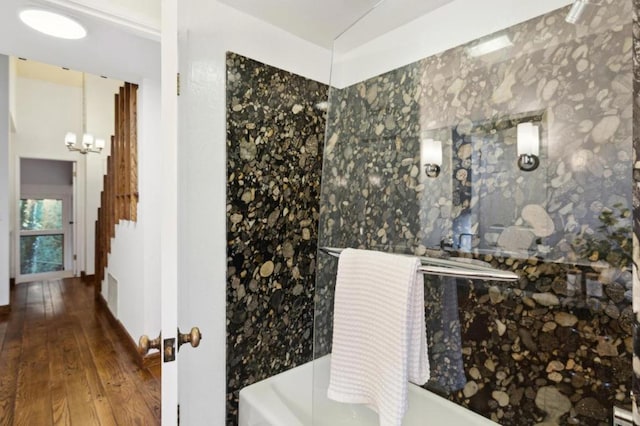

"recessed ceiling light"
[19, 9, 87, 40]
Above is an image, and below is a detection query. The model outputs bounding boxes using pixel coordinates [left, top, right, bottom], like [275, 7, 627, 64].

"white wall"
[8, 57, 16, 131]
[13, 77, 85, 280]
[103, 77, 161, 342]
[332, 0, 572, 88]
[178, 1, 330, 424]
[0, 55, 10, 306]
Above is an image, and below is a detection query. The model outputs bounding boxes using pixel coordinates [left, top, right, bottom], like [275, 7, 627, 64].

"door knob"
[178, 327, 202, 350]
[138, 332, 161, 355]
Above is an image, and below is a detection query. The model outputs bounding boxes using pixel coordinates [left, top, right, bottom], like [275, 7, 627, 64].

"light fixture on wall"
[516, 122, 540, 172]
[421, 138, 442, 178]
[65, 74, 105, 155]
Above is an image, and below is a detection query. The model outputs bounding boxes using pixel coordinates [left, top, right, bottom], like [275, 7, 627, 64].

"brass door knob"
[178, 327, 202, 350]
[139, 333, 161, 355]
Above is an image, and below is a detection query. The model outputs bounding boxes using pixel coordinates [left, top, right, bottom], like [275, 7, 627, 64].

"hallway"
[0, 278, 161, 425]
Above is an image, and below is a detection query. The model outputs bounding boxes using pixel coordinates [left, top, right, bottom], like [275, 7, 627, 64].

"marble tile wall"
[226, 52, 328, 425]
[316, 1, 634, 425]
[632, 0, 640, 422]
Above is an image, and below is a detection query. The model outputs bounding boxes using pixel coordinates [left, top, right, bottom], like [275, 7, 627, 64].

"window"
[19, 198, 65, 275]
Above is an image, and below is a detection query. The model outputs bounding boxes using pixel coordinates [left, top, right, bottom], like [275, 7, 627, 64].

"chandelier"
[64, 73, 105, 155]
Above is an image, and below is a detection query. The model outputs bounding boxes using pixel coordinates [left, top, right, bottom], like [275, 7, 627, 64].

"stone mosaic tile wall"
[316, 2, 634, 425]
[632, 0, 640, 422]
[226, 52, 328, 425]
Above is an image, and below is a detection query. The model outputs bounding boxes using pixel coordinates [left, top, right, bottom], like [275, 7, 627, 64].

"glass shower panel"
[314, 0, 633, 425]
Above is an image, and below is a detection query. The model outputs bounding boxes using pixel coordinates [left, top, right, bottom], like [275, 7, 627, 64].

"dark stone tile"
[225, 52, 327, 425]
[316, 3, 633, 425]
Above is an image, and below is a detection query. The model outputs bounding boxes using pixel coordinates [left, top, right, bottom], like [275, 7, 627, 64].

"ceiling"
[0, 0, 160, 83]
[0, 0, 462, 84]
[38, 0, 160, 39]
[0, 0, 572, 83]
[217, 0, 455, 49]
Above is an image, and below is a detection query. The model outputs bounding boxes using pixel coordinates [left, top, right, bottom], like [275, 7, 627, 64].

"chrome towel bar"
[319, 247, 519, 282]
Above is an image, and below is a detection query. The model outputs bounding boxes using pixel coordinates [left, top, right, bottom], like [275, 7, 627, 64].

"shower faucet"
[440, 237, 454, 250]
[458, 233, 477, 249]
[440, 234, 478, 251]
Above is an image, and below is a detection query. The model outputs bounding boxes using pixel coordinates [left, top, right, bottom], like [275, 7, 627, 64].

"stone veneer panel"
[226, 52, 327, 425]
[316, 2, 633, 425]
[632, 0, 640, 422]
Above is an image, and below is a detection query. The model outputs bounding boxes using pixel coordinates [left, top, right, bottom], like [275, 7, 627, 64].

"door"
[161, 1, 226, 424]
[160, 0, 179, 424]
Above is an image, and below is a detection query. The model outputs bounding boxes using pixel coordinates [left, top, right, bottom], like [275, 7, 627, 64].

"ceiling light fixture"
[467, 35, 513, 57]
[65, 73, 104, 155]
[19, 9, 87, 40]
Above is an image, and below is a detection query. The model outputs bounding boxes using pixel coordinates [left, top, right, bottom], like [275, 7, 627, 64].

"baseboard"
[96, 293, 160, 370]
[0, 305, 10, 315]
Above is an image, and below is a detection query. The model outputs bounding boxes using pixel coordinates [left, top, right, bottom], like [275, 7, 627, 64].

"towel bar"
[319, 247, 519, 282]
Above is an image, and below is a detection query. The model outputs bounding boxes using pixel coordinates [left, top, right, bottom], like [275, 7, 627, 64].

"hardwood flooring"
[0, 278, 161, 425]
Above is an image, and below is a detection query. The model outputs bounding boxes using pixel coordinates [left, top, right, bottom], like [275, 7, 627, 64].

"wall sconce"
[421, 138, 442, 178]
[516, 122, 540, 172]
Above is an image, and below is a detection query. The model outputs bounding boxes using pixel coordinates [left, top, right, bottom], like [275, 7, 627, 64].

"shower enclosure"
[313, 0, 634, 424]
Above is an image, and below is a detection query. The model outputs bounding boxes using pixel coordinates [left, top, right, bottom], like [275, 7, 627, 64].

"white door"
[161, 1, 227, 424]
[160, 0, 179, 424]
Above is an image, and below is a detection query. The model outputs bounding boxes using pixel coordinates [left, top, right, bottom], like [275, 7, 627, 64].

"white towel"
[327, 249, 430, 426]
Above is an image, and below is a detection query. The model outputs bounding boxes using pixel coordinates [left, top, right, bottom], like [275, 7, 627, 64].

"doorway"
[16, 158, 75, 283]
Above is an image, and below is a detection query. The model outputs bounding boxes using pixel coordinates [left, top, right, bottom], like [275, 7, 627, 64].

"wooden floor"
[0, 278, 161, 425]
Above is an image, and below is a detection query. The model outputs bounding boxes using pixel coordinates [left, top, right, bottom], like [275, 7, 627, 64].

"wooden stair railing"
[95, 82, 139, 294]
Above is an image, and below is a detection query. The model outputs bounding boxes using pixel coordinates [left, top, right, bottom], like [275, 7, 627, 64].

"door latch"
[164, 338, 176, 362]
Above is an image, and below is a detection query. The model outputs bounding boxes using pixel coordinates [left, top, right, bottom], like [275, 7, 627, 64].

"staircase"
[95, 82, 139, 294]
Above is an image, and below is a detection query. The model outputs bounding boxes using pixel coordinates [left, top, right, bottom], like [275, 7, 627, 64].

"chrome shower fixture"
[424, 164, 441, 178]
[566, 0, 588, 23]
[565, 0, 602, 24]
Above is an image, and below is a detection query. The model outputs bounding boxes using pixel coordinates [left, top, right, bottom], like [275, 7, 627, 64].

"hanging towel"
[327, 248, 430, 426]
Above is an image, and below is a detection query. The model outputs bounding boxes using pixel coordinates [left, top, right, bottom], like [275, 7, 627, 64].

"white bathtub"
[239, 355, 497, 426]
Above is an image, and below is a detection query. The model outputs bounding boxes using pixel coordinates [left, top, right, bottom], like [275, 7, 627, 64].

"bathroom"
[223, 0, 637, 425]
